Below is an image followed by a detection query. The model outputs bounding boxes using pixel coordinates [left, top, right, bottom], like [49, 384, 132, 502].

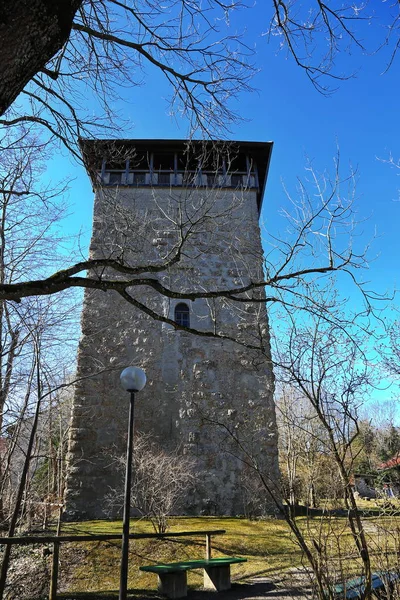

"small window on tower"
[175, 303, 190, 328]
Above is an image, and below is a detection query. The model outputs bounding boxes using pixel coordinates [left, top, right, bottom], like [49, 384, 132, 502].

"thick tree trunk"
[0, 0, 82, 115]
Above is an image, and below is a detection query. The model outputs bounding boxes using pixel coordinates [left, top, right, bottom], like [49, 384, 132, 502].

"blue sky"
[44, 2, 400, 406]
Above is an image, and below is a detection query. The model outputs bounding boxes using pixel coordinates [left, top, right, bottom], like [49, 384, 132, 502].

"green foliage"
[376, 467, 400, 486]
[352, 421, 400, 475]
[379, 425, 400, 462]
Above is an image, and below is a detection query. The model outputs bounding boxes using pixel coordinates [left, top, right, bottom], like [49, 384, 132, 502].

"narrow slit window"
[175, 303, 190, 328]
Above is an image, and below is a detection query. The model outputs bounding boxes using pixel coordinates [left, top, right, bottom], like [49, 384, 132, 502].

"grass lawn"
[58, 517, 302, 596]
[53, 508, 400, 597]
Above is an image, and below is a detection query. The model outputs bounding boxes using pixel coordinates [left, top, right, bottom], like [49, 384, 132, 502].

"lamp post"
[119, 366, 147, 600]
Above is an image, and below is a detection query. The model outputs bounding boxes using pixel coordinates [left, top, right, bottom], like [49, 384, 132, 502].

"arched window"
[174, 303, 190, 328]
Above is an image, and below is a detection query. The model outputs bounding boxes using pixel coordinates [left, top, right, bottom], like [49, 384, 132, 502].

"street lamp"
[119, 366, 147, 600]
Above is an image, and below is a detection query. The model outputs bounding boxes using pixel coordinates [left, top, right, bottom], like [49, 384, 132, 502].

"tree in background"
[275, 314, 375, 596]
[351, 420, 379, 475]
[378, 424, 400, 462]
[0, 133, 78, 526]
[277, 386, 344, 509]
[22, 383, 73, 527]
[0, 304, 79, 596]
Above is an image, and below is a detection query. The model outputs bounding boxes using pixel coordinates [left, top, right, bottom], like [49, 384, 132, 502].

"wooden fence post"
[49, 506, 62, 600]
[49, 541, 60, 600]
[205, 534, 211, 560]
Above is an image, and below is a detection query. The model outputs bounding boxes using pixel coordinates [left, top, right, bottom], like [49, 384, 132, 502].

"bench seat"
[140, 557, 247, 598]
[332, 571, 400, 599]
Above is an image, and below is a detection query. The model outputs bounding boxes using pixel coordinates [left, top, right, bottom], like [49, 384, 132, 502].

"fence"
[0, 528, 226, 599]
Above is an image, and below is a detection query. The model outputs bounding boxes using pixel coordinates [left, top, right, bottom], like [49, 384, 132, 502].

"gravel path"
[186, 576, 312, 600]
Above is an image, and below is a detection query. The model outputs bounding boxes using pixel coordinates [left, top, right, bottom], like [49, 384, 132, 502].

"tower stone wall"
[64, 140, 280, 520]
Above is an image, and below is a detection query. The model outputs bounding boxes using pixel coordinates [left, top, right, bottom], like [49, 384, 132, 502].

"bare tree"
[276, 386, 338, 509]
[0, 133, 79, 525]
[0, 296, 78, 597]
[267, 1, 400, 93]
[381, 321, 400, 377]
[272, 308, 380, 597]
[0, 151, 378, 356]
[0, 0, 256, 150]
[202, 281, 385, 599]
[106, 433, 194, 533]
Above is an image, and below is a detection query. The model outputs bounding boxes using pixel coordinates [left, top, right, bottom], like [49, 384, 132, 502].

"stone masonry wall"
[63, 183, 279, 520]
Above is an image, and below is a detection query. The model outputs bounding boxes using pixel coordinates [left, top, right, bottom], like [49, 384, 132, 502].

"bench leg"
[158, 571, 188, 599]
[204, 565, 231, 591]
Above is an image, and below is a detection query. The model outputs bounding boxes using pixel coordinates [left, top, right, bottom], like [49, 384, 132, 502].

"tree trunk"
[309, 482, 317, 509]
[0, 0, 83, 115]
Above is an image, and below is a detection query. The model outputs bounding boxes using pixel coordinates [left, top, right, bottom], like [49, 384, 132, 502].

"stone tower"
[64, 139, 279, 520]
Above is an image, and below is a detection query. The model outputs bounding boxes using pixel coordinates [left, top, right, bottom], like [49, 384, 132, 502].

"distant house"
[377, 454, 400, 471]
[354, 454, 400, 499]
[376, 454, 400, 496]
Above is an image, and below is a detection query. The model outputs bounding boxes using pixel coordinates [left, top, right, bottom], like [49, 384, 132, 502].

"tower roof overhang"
[79, 138, 273, 214]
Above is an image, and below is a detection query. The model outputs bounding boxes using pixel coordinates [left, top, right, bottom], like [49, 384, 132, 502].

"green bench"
[140, 557, 247, 598]
[332, 570, 400, 599]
